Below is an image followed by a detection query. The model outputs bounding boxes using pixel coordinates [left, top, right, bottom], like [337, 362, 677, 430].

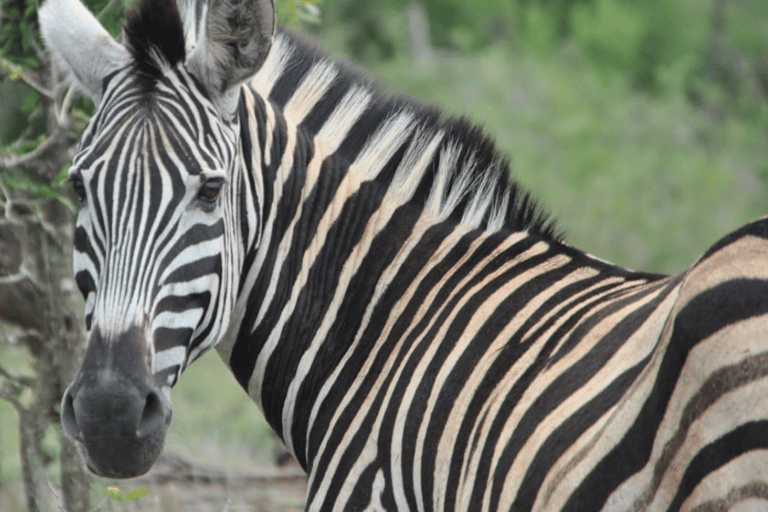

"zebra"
[38, 0, 768, 509]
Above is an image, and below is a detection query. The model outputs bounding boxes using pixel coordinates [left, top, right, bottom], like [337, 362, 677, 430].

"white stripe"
[353, 111, 416, 179]
[250, 33, 293, 98]
[284, 60, 338, 125]
[156, 274, 218, 303]
[316, 85, 372, 150]
[151, 308, 204, 331]
[157, 238, 223, 284]
[152, 346, 187, 373]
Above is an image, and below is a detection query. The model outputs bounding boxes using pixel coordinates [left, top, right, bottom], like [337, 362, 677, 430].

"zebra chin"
[60, 326, 173, 478]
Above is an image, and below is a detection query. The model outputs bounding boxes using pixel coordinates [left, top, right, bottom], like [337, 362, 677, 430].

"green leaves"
[277, 0, 322, 27]
[105, 486, 149, 502]
[0, 0, 40, 68]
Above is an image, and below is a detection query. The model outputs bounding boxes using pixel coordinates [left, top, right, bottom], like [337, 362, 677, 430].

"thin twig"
[0, 179, 40, 221]
[0, 136, 58, 171]
[29, 30, 46, 63]
[57, 87, 77, 128]
[32, 206, 62, 242]
[46, 478, 68, 512]
[0, 56, 53, 98]
[0, 364, 36, 388]
[97, 0, 121, 20]
[0, 178, 15, 221]
[0, 177, 11, 205]
[0, 383, 24, 411]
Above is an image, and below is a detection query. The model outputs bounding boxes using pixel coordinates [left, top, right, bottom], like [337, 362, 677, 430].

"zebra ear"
[38, 0, 131, 104]
[183, 0, 275, 117]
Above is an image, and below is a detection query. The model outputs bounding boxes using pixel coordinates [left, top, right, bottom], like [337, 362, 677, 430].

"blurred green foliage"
[0, 0, 125, 210]
[314, 0, 768, 118]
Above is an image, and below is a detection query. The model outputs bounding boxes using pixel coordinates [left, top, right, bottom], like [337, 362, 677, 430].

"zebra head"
[39, 0, 274, 478]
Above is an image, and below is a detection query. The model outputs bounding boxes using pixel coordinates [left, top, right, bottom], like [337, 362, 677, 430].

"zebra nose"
[61, 386, 167, 442]
[60, 326, 172, 478]
[61, 382, 171, 478]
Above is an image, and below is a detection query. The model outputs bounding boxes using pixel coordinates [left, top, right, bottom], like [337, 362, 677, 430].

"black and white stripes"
[41, 0, 768, 508]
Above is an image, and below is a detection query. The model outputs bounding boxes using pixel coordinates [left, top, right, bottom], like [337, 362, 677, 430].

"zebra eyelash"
[68, 174, 87, 204]
[196, 177, 225, 209]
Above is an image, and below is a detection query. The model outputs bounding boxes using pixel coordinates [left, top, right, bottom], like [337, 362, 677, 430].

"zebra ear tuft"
[38, 0, 130, 104]
[184, 0, 275, 117]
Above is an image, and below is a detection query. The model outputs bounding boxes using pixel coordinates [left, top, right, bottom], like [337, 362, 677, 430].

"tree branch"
[0, 364, 36, 388]
[0, 382, 24, 411]
[0, 56, 53, 99]
[0, 220, 23, 275]
[0, 274, 42, 329]
[0, 136, 60, 172]
[46, 478, 68, 512]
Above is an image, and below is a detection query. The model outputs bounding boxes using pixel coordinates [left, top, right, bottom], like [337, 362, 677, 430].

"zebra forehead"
[73, 119, 217, 180]
[74, 80, 235, 180]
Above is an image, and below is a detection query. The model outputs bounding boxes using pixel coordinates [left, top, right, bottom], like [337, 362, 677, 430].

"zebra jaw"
[60, 327, 172, 478]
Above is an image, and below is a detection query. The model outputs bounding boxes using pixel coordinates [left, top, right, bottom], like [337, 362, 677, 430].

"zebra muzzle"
[61, 326, 172, 478]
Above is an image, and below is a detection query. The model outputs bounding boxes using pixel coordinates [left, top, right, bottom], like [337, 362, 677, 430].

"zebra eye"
[70, 177, 86, 203]
[197, 178, 224, 204]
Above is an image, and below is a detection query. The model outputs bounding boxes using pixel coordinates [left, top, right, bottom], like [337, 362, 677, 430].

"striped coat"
[39, 0, 768, 510]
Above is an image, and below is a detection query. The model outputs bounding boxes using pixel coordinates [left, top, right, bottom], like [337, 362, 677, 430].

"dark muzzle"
[61, 326, 172, 478]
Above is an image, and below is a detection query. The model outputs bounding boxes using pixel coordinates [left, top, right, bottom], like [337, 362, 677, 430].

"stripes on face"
[71, 66, 242, 386]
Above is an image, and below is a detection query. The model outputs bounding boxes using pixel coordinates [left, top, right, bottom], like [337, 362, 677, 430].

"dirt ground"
[0, 451, 307, 512]
[120, 451, 307, 512]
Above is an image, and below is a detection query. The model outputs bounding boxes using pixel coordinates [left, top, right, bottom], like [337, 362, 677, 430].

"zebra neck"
[221, 83, 660, 470]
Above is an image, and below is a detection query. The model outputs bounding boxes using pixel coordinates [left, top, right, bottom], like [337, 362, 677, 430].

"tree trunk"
[38, 200, 91, 512]
[18, 405, 52, 512]
[1, 199, 90, 512]
[707, 0, 728, 81]
[408, 2, 433, 69]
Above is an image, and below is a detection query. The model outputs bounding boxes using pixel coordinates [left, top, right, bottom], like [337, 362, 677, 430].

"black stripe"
[154, 327, 193, 352]
[154, 291, 210, 315]
[269, 50, 319, 108]
[513, 359, 649, 511]
[696, 217, 768, 263]
[260, 178, 388, 439]
[415, 248, 568, 506]
[229, 126, 313, 391]
[441, 259, 601, 510]
[188, 296, 219, 354]
[159, 254, 221, 287]
[289, 200, 421, 467]
[305, 225, 487, 498]
[665, 420, 768, 512]
[564, 278, 768, 511]
[489, 277, 679, 510]
[299, 73, 350, 136]
[325, 233, 534, 509]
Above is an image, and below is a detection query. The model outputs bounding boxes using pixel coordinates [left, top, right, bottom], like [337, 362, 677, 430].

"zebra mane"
[252, 31, 562, 241]
[123, 0, 186, 92]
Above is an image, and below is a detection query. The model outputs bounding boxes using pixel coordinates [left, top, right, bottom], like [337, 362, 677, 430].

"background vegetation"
[1, 0, 767, 510]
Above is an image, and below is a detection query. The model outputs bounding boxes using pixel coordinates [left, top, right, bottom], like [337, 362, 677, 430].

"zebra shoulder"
[641, 216, 768, 510]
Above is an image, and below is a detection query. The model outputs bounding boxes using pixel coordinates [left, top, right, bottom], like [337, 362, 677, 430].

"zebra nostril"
[61, 389, 84, 443]
[137, 391, 166, 439]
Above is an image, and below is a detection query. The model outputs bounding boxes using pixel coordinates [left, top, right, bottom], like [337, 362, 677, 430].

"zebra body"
[38, 0, 768, 510]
